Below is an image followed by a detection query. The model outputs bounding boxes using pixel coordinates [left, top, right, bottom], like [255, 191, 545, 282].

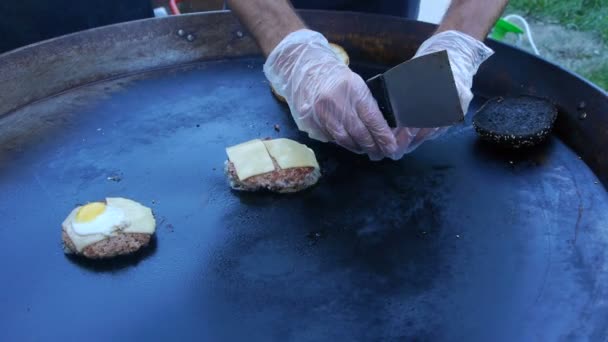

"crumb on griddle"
[107, 175, 122, 182]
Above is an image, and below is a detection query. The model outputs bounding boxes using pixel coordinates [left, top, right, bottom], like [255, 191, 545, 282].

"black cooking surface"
[1, 59, 607, 341]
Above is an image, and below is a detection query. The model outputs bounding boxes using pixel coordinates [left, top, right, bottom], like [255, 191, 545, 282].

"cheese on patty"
[226, 138, 320, 181]
[263, 139, 319, 170]
[226, 139, 275, 181]
[63, 197, 155, 252]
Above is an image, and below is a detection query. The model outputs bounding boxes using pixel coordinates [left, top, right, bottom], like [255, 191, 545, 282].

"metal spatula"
[366, 50, 464, 128]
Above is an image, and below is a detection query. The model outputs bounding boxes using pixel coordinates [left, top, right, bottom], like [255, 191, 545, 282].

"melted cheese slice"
[263, 139, 320, 170]
[63, 197, 156, 252]
[226, 139, 275, 180]
[110, 197, 155, 235]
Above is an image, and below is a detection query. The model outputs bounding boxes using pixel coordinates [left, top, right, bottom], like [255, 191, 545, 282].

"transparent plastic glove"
[392, 30, 494, 158]
[264, 29, 398, 161]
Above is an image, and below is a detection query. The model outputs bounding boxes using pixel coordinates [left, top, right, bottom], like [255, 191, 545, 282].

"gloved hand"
[264, 29, 398, 161]
[392, 30, 494, 157]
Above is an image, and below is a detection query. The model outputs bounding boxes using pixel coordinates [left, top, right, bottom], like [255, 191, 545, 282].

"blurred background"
[504, 0, 607, 91]
[0, 0, 605, 90]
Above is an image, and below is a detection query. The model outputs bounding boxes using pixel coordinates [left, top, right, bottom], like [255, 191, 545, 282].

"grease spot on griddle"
[307, 230, 326, 245]
[106, 174, 122, 182]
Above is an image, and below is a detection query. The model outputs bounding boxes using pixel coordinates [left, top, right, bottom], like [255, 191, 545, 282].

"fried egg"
[72, 202, 126, 235]
[62, 197, 155, 255]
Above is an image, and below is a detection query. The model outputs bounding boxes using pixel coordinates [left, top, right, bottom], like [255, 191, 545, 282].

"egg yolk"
[75, 202, 106, 222]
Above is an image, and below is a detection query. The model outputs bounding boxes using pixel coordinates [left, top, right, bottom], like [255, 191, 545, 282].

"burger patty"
[62, 230, 152, 259]
[473, 96, 557, 148]
[225, 158, 320, 193]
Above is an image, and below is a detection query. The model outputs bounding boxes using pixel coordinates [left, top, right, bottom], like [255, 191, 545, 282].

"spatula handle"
[366, 74, 397, 127]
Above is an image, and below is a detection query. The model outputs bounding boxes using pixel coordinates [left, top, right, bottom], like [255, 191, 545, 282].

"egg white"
[63, 197, 156, 253]
[72, 205, 125, 236]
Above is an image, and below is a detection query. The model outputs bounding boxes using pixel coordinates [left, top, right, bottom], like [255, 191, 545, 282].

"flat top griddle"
[1, 11, 607, 342]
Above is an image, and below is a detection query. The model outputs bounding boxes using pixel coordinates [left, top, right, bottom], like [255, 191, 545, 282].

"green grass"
[586, 63, 608, 90]
[508, 0, 608, 43]
[507, 0, 607, 89]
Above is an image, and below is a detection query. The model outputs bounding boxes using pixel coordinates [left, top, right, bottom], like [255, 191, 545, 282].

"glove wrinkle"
[263, 29, 492, 160]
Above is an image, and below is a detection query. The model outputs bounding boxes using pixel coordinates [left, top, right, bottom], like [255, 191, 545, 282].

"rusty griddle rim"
[2, 10, 606, 114]
[0, 10, 607, 185]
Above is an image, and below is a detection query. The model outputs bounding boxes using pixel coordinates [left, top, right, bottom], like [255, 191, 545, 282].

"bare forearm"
[227, 0, 306, 56]
[438, 0, 509, 40]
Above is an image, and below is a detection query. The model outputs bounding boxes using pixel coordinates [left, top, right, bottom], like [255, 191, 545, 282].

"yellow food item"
[226, 139, 276, 181]
[63, 197, 156, 252]
[226, 138, 320, 181]
[329, 43, 350, 66]
[75, 202, 106, 222]
[263, 139, 319, 170]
